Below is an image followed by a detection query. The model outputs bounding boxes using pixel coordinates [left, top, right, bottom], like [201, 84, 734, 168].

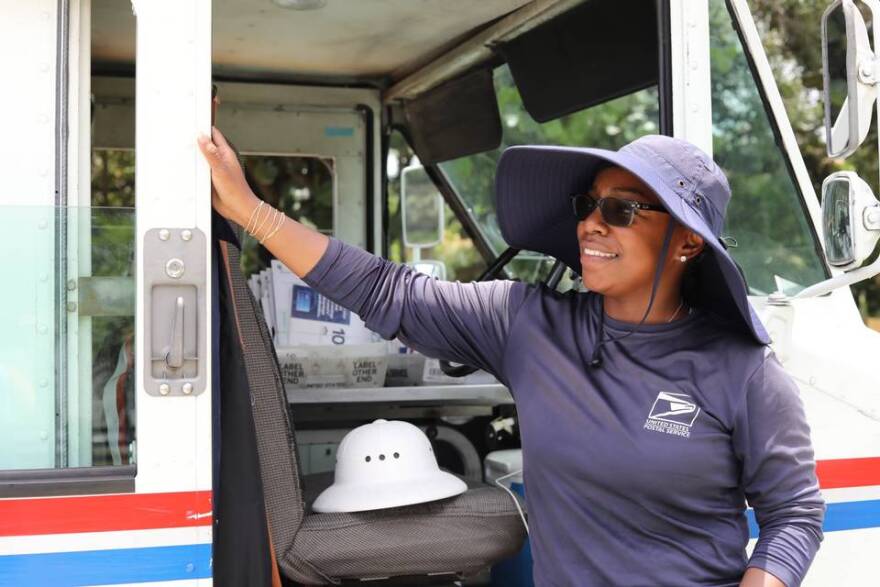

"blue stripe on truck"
[0, 543, 211, 586]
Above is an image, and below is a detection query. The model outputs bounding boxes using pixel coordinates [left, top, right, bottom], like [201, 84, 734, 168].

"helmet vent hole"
[677, 180, 685, 187]
[695, 195, 702, 205]
[365, 456, 371, 463]
[394, 452, 400, 459]
[379, 454, 386, 461]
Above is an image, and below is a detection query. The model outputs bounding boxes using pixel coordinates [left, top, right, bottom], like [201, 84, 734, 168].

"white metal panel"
[0, 0, 60, 469]
[133, 0, 213, 495]
[802, 527, 880, 586]
[668, 0, 713, 153]
[0, 0, 58, 204]
[68, 0, 91, 208]
[0, 527, 210, 556]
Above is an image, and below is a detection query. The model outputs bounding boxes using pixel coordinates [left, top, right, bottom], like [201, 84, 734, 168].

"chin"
[580, 273, 611, 295]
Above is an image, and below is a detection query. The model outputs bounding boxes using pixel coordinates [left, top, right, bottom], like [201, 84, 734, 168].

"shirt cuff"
[747, 557, 799, 587]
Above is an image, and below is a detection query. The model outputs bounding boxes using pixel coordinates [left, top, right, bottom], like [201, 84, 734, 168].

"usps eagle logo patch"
[643, 391, 700, 438]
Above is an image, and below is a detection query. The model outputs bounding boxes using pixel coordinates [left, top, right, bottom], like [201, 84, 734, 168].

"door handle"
[165, 296, 185, 369]
[144, 228, 207, 397]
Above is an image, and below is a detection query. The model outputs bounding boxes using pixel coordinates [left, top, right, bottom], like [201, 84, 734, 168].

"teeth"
[583, 248, 618, 259]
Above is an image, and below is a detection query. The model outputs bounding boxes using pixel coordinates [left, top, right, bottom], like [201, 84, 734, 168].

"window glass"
[387, 131, 486, 282]
[1, 205, 137, 470]
[709, 0, 827, 295]
[439, 65, 660, 284]
[90, 150, 137, 467]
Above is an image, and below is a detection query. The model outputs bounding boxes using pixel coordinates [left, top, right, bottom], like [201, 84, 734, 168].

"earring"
[679, 255, 688, 263]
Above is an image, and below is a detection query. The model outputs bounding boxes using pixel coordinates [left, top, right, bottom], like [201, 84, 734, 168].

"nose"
[577, 204, 608, 239]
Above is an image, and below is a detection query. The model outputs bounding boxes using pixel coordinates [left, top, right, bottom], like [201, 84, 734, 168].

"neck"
[603, 287, 685, 324]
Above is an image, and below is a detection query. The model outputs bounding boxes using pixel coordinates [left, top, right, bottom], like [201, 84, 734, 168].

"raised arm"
[198, 127, 528, 380]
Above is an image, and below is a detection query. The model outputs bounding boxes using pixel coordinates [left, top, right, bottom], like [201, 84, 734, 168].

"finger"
[211, 126, 232, 151]
[197, 134, 220, 161]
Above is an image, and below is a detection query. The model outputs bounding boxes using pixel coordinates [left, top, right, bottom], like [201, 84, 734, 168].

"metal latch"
[143, 228, 207, 397]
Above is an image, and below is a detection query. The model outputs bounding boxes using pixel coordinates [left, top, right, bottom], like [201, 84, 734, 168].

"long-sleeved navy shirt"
[303, 238, 825, 587]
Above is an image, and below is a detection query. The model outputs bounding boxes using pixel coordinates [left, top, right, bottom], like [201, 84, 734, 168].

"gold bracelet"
[260, 209, 287, 245]
[251, 203, 274, 240]
[256, 207, 277, 243]
[244, 200, 264, 234]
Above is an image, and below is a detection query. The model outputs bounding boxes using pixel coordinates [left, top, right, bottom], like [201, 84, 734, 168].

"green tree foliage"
[748, 0, 880, 316]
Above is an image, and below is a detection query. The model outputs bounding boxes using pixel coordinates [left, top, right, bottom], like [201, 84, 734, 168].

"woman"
[199, 130, 824, 587]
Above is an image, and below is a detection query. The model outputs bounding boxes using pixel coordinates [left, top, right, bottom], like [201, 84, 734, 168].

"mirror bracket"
[794, 256, 880, 298]
[859, 56, 880, 84]
[865, 203, 880, 229]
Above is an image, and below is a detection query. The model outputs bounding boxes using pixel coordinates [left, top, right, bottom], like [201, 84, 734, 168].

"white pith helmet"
[312, 419, 468, 513]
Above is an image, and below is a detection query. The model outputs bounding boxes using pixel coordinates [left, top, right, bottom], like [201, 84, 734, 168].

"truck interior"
[78, 0, 830, 583]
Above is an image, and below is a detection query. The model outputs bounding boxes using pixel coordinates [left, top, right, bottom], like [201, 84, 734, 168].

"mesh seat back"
[220, 241, 310, 575]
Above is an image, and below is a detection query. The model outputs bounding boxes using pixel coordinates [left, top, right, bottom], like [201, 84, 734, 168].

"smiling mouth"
[582, 247, 619, 259]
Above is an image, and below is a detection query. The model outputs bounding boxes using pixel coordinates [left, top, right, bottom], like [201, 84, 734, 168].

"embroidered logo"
[644, 391, 700, 438]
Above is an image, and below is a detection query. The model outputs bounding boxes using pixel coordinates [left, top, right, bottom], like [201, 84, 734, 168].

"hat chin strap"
[589, 219, 676, 369]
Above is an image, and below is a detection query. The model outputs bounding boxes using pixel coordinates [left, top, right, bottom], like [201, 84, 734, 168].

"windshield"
[439, 65, 660, 283]
[709, 0, 827, 296]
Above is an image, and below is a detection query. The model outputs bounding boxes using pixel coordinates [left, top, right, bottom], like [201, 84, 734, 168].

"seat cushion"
[284, 484, 527, 584]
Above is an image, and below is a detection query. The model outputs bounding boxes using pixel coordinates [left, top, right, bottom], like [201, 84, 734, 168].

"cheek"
[622, 232, 664, 280]
[580, 231, 660, 291]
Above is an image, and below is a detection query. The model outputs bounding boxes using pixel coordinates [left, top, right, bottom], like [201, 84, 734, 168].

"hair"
[680, 249, 707, 309]
[681, 249, 707, 308]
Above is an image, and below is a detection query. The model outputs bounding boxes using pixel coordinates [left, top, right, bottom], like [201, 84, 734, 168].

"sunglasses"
[212, 83, 218, 99]
[570, 193, 668, 227]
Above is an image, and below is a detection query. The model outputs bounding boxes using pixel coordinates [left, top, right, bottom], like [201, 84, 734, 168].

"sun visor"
[403, 68, 502, 165]
[496, 0, 659, 123]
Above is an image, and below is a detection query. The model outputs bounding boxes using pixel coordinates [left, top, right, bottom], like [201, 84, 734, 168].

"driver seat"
[216, 234, 527, 585]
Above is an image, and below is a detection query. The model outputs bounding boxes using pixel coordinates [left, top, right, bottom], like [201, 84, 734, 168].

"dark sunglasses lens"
[601, 198, 633, 226]
[211, 84, 218, 99]
[572, 195, 596, 220]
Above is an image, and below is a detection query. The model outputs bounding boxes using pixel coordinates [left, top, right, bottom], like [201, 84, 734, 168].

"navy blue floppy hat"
[494, 134, 771, 346]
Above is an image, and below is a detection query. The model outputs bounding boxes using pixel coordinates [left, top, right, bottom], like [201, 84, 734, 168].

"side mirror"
[795, 171, 880, 297]
[401, 165, 444, 249]
[822, 172, 880, 268]
[822, 0, 877, 158]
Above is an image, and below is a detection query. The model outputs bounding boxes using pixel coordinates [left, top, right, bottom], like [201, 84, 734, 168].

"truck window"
[438, 64, 660, 284]
[387, 131, 486, 282]
[709, 0, 827, 295]
[0, 148, 138, 472]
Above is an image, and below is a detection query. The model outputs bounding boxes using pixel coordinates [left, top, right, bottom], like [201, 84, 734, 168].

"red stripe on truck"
[817, 457, 880, 489]
[1, 457, 879, 538]
[0, 490, 211, 537]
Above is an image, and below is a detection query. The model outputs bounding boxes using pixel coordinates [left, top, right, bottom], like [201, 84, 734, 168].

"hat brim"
[312, 471, 468, 513]
[495, 145, 770, 345]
